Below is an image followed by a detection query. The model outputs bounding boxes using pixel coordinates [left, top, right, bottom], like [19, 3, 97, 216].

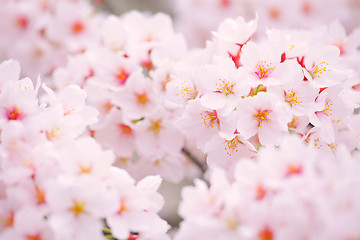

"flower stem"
[256, 142, 262, 151]
[254, 84, 261, 96]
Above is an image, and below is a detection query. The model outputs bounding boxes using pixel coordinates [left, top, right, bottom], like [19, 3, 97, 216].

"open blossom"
[55, 137, 115, 178]
[101, 15, 126, 51]
[45, 175, 118, 240]
[134, 107, 184, 156]
[86, 48, 140, 88]
[112, 70, 158, 119]
[45, 0, 100, 53]
[198, 56, 249, 115]
[165, 63, 201, 103]
[212, 15, 257, 46]
[176, 135, 360, 240]
[309, 85, 353, 143]
[175, 98, 223, 149]
[303, 45, 349, 87]
[269, 65, 319, 117]
[38, 84, 98, 141]
[204, 132, 256, 173]
[322, 19, 360, 57]
[239, 41, 298, 87]
[235, 92, 292, 146]
[0, 78, 39, 128]
[211, 14, 258, 62]
[0, 60, 39, 129]
[93, 108, 136, 158]
[106, 169, 170, 239]
[120, 11, 181, 69]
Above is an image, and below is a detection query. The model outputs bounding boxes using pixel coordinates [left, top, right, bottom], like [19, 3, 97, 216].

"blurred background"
[99, 0, 360, 48]
[101, 0, 174, 16]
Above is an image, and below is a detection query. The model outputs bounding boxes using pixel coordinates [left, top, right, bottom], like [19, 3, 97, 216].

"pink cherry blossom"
[235, 92, 292, 146]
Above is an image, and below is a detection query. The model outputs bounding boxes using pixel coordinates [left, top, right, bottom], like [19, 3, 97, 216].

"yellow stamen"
[215, 79, 234, 95]
[253, 109, 270, 127]
[255, 61, 273, 79]
[311, 61, 329, 78]
[135, 92, 149, 105]
[69, 200, 86, 217]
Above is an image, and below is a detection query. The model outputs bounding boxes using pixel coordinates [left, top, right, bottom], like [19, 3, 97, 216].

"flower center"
[220, 0, 230, 7]
[284, 90, 301, 106]
[319, 98, 333, 117]
[135, 92, 149, 105]
[259, 227, 273, 240]
[72, 21, 85, 34]
[255, 61, 273, 79]
[6, 107, 23, 120]
[253, 109, 270, 127]
[179, 85, 197, 99]
[36, 187, 46, 204]
[286, 164, 303, 177]
[16, 16, 28, 30]
[200, 110, 220, 128]
[116, 68, 129, 85]
[119, 124, 133, 136]
[256, 184, 267, 200]
[70, 200, 86, 217]
[46, 126, 61, 140]
[149, 120, 162, 134]
[224, 136, 243, 156]
[2, 211, 14, 228]
[268, 7, 281, 20]
[117, 198, 127, 214]
[102, 101, 113, 112]
[310, 62, 329, 78]
[26, 234, 42, 240]
[215, 79, 234, 95]
[80, 165, 92, 174]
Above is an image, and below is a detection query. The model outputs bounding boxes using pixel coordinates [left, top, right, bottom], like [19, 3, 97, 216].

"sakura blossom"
[1, 1, 360, 240]
[176, 135, 360, 240]
[0, 59, 170, 240]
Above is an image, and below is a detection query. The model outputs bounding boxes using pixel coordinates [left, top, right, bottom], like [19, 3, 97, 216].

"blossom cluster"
[0, 0, 101, 79]
[168, 12, 360, 239]
[0, 0, 360, 239]
[168, 15, 360, 176]
[51, 11, 200, 183]
[0, 60, 170, 240]
[176, 135, 360, 240]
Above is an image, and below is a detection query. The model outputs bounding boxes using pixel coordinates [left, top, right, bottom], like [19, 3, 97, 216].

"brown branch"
[182, 148, 207, 174]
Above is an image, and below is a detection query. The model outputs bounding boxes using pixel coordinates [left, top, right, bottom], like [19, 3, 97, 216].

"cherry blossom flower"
[303, 45, 349, 87]
[239, 41, 296, 87]
[46, 175, 117, 240]
[93, 108, 136, 158]
[235, 92, 292, 146]
[309, 85, 353, 143]
[112, 70, 158, 119]
[106, 169, 170, 239]
[175, 98, 223, 149]
[198, 56, 249, 115]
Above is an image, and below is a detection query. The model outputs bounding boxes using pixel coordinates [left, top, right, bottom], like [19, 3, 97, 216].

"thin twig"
[182, 148, 207, 173]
